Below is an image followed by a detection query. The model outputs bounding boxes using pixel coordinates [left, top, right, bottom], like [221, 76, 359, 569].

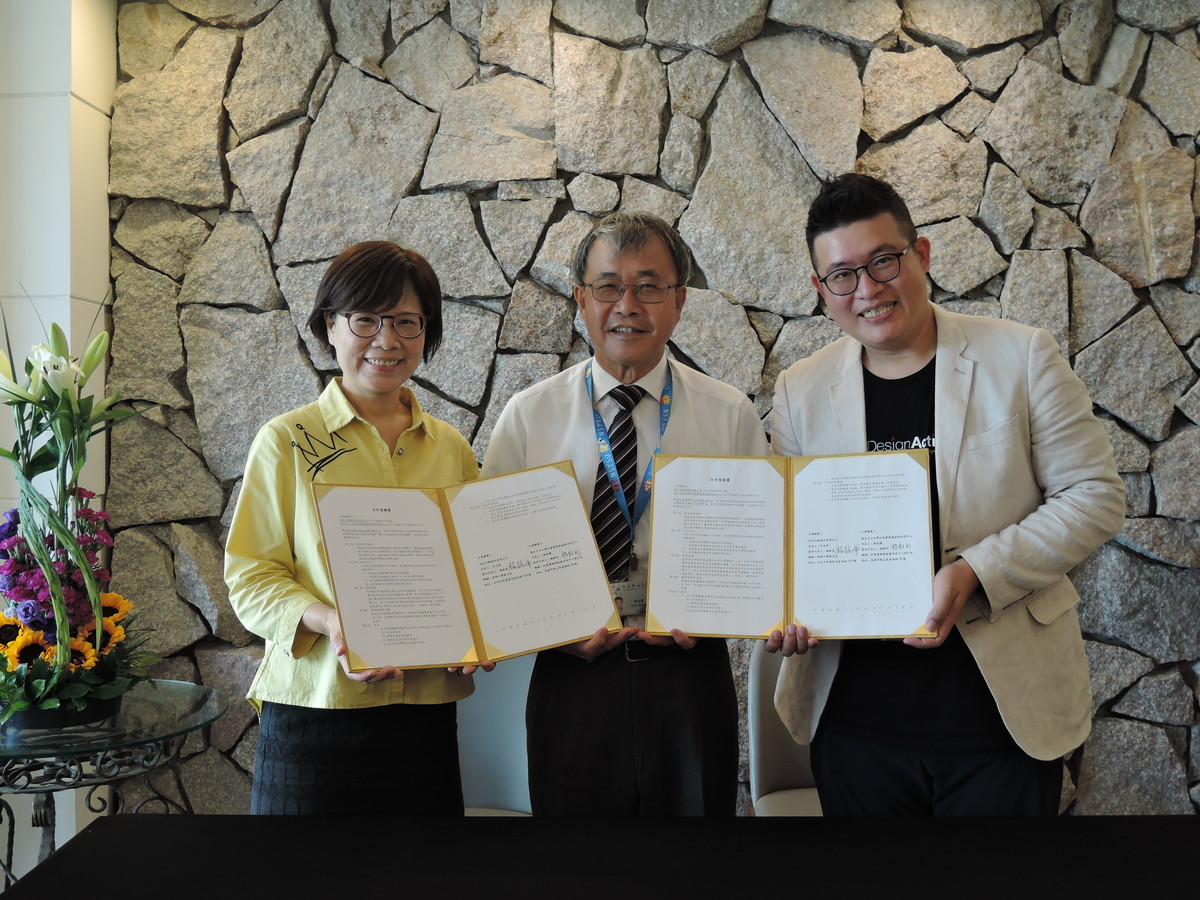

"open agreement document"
[313, 462, 620, 670]
[644, 451, 936, 640]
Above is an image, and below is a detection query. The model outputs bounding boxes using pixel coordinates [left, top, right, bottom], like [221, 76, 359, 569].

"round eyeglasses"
[580, 280, 683, 304]
[337, 311, 426, 339]
[816, 241, 917, 296]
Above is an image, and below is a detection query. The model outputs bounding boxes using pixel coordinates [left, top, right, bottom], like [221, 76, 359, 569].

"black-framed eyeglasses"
[580, 280, 683, 304]
[816, 241, 917, 296]
[337, 311, 426, 339]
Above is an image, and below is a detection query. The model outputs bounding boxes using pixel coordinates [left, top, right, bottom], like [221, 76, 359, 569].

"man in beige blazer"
[768, 174, 1124, 815]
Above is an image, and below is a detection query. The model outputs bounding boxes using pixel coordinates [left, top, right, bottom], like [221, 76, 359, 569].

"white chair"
[456, 653, 534, 816]
[747, 642, 823, 816]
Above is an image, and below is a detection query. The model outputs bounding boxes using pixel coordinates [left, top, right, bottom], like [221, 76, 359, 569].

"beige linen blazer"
[771, 305, 1124, 761]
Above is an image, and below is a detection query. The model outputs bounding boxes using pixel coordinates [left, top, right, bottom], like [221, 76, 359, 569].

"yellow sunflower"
[81, 619, 125, 655]
[3, 629, 52, 671]
[0, 613, 22, 649]
[99, 592, 133, 623]
[68, 636, 98, 671]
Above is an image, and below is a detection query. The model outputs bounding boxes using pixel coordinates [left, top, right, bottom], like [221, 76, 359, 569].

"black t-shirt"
[817, 358, 1014, 751]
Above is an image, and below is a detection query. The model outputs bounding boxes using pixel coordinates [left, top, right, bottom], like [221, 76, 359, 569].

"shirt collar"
[590, 354, 670, 404]
[318, 378, 436, 441]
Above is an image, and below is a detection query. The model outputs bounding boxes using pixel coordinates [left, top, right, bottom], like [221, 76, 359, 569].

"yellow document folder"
[312, 461, 621, 671]
[644, 450, 936, 641]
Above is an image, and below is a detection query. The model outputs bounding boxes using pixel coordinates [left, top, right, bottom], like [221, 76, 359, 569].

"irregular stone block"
[862, 45, 967, 142]
[1179, 381, 1200, 427]
[113, 200, 211, 281]
[110, 28, 237, 207]
[1095, 21, 1150, 97]
[921, 216, 1008, 298]
[1117, 517, 1200, 570]
[1074, 542, 1200, 663]
[1109, 98, 1172, 166]
[1100, 417, 1150, 473]
[178, 212, 284, 312]
[108, 265, 188, 408]
[1057, 0, 1114, 83]
[959, 43, 1024, 97]
[1074, 718, 1193, 814]
[1085, 640, 1154, 717]
[170, 0, 275, 27]
[530, 211, 596, 297]
[226, 119, 309, 243]
[307, 56, 340, 120]
[479, 198, 555, 284]
[680, 65, 821, 317]
[978, 163, 1033, 256]
[903, 0, 1042, 55]
[667, 49, 726, 119]
[619, 177, 688, 225]
[1080, 148, 1195, 288]
[422, 75, 555, 190]
[225, 0, 330, 141]
[857, 117, 988, 226]
[1148, 283, 1200, 347]
[110, 528, 210, 658]
[1151, 424, 1200, 520]
[479, 0, 552, 86]
[383, 16, 476, 111]
[1140, 33, 1200, 138]
[274, 66, 438, 265]
[567, 175, 619, 215]
[330, 0, 389, 76]
[1068, 253, 1139, 356]
[180, 747, 253, 815]
[1122, 472, 1152, 516]
[767, 0, 901, 49]
[409, 384, 479, 446]
[473, 352, 561, 458]
[1114, 0, 1200, 31]
[1112, 669, 1195, 726]
[277, 260, 336, 371]
[417, 302, 501, 406]
[388, 193, 509, 298]
[393, 0, 448, 40]
[671, 288, 764, 397]
[170, 523, 253, 648]
[660, 114, 703, 194]
[744, 31, 860, 182]
[552, 0, 645, 46]
[747, 309, 783, 348]
[498, 279, 575, 354]
[1029, 205, 1085, 251]
[181, 306, 323, 482]
[554, 33, 666, 176]
[497, 179, 566, 201]
[117, 2, 197, 78]
[941, 91, 993, 136]
[1074, 306, 1195, 441]
[999, 250, 1069, 355]
[195, 644, 264, 751]
[645, 0, 767, 56]
[980, 59, 1125, 204]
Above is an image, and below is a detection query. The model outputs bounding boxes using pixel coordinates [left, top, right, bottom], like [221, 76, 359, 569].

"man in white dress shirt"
[484, 211, 768, 815]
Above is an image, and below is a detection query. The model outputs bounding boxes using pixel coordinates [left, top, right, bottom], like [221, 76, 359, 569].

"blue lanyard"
[586, 360, 673, 541]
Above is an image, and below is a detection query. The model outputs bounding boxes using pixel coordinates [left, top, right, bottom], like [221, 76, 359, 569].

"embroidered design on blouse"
[292, 424, 355, 480]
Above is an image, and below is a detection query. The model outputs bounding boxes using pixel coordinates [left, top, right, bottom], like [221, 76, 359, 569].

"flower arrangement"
[0, 322, 155, 724]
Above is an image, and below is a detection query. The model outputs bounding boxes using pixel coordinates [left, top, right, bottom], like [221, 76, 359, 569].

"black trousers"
[810, 729, 1063, 816]
[525, 638, 738, 816]
[252, 700, 464, 816]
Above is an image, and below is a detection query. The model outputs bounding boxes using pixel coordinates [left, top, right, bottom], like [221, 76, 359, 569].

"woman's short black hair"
[305, 241, 444, 363]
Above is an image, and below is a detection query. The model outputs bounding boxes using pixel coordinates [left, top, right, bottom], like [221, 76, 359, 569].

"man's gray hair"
[571, 210, 693, 286]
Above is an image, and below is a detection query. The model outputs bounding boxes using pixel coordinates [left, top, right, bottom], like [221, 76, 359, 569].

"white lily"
[0, 351, 37, 403]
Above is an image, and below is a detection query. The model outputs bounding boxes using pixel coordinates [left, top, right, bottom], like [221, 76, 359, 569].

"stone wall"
[106, 0, 1199, 815]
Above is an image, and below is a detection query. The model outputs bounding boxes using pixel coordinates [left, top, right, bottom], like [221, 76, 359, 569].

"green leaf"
[36, 696, 61, 710]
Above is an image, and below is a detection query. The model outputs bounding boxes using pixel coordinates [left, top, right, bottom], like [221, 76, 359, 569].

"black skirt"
[252, 700, 463, 817]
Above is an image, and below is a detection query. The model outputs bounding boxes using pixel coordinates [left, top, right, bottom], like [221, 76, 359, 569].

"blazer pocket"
[964, 413, 1020, 451]
[1025, 583, 1077, 625]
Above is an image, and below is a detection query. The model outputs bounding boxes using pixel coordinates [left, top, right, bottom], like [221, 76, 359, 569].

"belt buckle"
[624, 640, 648, 662]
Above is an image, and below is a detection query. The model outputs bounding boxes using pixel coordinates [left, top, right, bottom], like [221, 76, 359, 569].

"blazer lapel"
[829, 339, 867, 452]
[933, 306, 972, 561]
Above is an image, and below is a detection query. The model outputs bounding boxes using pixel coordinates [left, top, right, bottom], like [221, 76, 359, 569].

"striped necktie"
[591, 384, 644, 581]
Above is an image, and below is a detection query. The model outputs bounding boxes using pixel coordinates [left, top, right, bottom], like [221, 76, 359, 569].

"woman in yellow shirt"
[225, 242, 480, 815]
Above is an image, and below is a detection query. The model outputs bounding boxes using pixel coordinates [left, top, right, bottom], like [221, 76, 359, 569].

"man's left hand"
[633, 628, 697, 649]
[904, 558, 980, 649]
